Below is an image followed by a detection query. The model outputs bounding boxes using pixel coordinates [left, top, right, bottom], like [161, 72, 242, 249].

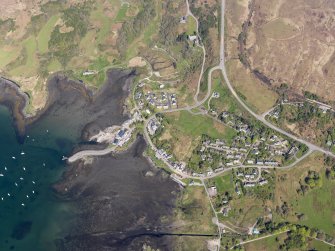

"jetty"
[68, 147, 115, 163]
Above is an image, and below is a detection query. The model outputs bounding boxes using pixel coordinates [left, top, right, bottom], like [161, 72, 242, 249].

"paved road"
[185, 0, 207, 104]
[144, 114, 313, 180]
[219, 0, 335, 159]
[231, 230, 289, 249]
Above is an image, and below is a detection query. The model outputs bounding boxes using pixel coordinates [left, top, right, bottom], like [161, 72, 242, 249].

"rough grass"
[91, 2, 113, 45]
[173, 186, 216, 250]
[37, 14, 60, 53]
[10, 36, 38, 77]
[175, 186, 216, 233]
[0, 45, 21, 68]
[262, 18, 299, 40]
[226, 60, 278, 114]
[47, 58, 62, 72]
[226, 196, 265, 228]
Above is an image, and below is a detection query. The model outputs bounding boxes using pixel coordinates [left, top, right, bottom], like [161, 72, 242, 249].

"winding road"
[218, 0, 335, 159]
[71, 0, 335, 170]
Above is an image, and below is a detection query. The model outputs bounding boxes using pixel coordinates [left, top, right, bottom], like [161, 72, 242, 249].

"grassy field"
[296, 174, 334, 235]
[187, 15, 197, 35]
[209, 71, 240, 114]
[115, 3, 129, 22]
[244, 233, 335, 251]
[273, 153, 335, 236]
[166, 110, 237, 140]
[160, 111, 237, 161]
[213, 171, 235, 194]
[309, 239, 335, 251]
[243, 232, 287, 251]
[226, 60, 278, 114]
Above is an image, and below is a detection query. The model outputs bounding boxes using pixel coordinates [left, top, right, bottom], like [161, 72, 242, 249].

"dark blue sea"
[0, 105, 74, 251]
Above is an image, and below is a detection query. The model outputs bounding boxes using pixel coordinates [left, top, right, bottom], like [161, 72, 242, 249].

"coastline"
[0, 68, 180, 250]
[0, 77, 30, 140]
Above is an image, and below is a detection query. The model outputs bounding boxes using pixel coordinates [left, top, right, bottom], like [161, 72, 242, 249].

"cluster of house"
[236, 169, 259, 181]
[269, 100, 335, 121]
[247, 135, 294, 166]
[136, 91, 178, 110]
[147, 118, 160, 135]
[179, 15, 200, 45]
[200, 135, 292, 169]
[112, 128, 132, 147]
[154, 148, 186, 172]
[235, 169, 269, 189]
[243, 179, 268, 188]
[208, 186, 232, 216]
[269, 109, 280, 120]
[220, 112, 251, 134]
[112, 112, 142, 147]
[90, 112, 140, 146]
[202, 139, 248, 166]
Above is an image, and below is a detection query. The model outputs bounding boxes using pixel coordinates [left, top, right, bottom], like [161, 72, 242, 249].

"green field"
[243, 233, 286, 251]
[296, 173, 335, 236]
[244, 234, 335, 251]
[274, 153, 335, 236]
[37, 14, 60, 53]
[166, 110, 237, 141]
[209, 73, 240, 113]
[115, 4, 129, 22]
[214, 172, 234, 194]
[187, 15, 197, 35]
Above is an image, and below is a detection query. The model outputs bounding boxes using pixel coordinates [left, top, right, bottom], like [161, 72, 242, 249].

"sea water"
[0, 106, 75, 251]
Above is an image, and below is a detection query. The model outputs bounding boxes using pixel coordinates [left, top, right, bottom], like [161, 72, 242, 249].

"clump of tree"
[48, 3, 91, 66]
[159, 15, 179, 46]
[297, 170, 322, 194]
[304, 91, 319, 101]
[117, 0, 156, 57]
[276, 201, 290, 218]
[326, 166, 335, 180]
[304, 170, 322, 188]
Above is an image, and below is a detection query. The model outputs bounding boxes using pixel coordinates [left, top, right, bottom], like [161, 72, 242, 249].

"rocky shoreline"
[0, 69, 179, 250]
[0, 77, 30, 140]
